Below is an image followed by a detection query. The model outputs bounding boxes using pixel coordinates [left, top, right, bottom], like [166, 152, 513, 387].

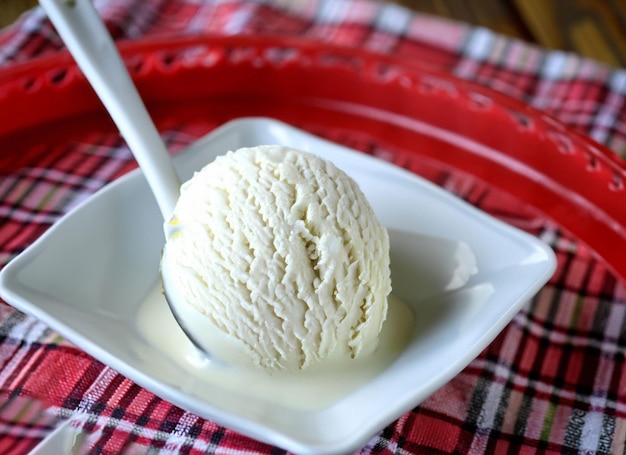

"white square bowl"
[0, 117, 556, 454]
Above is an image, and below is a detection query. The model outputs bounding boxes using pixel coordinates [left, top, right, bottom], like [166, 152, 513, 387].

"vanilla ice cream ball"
[164, 145, 391, 372]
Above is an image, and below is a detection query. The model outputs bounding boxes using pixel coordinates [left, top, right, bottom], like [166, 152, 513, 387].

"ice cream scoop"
[42, 0, 392, 372]
[161, 145, 391, 371]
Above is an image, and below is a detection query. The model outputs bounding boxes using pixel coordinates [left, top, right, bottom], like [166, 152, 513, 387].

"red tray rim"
[1, 34, 625, 282]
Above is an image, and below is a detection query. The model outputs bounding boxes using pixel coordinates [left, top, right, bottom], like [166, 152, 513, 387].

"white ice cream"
[163, 145, 391, 372]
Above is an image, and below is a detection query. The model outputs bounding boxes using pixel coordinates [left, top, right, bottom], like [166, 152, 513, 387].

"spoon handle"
[40, 0, 181, 219]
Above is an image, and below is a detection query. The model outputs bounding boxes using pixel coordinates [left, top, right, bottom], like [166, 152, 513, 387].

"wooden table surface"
[0, 0, 625, 67]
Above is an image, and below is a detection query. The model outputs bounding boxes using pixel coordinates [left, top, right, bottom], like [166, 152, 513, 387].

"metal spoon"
[40, 0, 216, 358]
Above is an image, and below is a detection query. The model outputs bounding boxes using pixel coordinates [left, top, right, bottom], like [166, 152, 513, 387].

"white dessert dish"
[0, 117, 556, 455]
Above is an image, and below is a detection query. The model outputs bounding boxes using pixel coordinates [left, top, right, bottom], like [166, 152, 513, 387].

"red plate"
[1, 35, 625, 282]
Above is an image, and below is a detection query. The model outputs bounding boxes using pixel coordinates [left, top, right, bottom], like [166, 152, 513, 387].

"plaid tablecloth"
[1, 0, 626, 454]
